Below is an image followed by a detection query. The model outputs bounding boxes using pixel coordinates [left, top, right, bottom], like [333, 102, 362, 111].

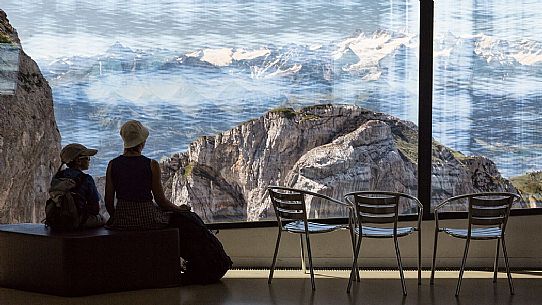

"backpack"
[44, 172, 84, 231]
[170, 212, 233, 284]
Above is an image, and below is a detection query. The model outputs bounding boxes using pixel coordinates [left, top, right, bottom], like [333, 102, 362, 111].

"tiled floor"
[1, 270, 541, 305]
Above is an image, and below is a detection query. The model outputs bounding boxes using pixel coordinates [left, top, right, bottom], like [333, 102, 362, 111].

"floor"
[1, 270, 541, 305]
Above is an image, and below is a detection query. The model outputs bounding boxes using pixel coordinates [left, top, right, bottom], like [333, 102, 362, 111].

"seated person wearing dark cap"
[57, 143, 104, 228]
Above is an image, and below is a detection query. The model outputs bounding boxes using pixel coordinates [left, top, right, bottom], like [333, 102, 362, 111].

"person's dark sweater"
[110, 155, 153, 202]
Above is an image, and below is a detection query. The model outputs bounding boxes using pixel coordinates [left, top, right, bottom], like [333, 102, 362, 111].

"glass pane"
[0, 43, 19, 95]
[433, 0, 542, 211]
[3, 0, 419, 222]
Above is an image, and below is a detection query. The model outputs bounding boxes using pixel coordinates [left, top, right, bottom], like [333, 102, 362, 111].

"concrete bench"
[0, 223, 180, 296]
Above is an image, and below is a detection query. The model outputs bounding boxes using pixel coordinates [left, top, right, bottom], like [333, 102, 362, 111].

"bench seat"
[0, 223, 180, 296]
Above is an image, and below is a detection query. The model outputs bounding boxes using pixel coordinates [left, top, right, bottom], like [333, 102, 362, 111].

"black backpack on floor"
[170, 211, 233, 284]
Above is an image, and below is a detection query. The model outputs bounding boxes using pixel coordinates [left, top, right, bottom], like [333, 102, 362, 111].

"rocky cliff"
[0, 10, 61, 223]
[161, 104, 519, 222]
[510, 171, 542, 207]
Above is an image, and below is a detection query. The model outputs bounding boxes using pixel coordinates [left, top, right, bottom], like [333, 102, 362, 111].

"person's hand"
[178, 204, 191, 212]
[106, 217, 114, 226]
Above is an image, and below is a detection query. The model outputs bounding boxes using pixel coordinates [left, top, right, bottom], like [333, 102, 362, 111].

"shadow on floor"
[1, 276, 541, 305]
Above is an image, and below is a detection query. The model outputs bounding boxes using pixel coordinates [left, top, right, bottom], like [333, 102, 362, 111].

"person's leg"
[169, 212, 231, 285]
[168, 212, 202, 284]
[169, 212, 204, 259]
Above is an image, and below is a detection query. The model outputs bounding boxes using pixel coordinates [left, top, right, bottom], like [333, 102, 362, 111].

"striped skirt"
[107, 200, 170, 230]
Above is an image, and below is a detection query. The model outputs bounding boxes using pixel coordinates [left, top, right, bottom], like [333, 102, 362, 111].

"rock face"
[161, 104, 519, 222]
[0, 10, 61, 223]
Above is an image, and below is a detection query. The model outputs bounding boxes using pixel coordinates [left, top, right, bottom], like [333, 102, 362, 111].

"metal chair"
[344, 191, 423, 295]
[267, 186, 354, 290]
[430, 192, 520, 296]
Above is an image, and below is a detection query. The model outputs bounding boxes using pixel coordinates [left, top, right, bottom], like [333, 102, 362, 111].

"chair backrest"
[351, 192, 400, 225]
[468, 194, 514, 228]
[268, 187, 308, 227]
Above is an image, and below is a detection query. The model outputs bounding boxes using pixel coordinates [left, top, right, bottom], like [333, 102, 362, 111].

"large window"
[433, 0, 542, 211]
[3, 1, 422, 222]
[8, 1, 539, 223]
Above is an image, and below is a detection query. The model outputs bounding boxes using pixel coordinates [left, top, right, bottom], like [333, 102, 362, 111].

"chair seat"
[355, 226, 415, 238]
[442, 227, 502, 239]
[284, 220, 346, 234]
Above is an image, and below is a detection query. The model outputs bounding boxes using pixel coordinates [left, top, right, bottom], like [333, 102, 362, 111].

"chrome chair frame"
[345, 191, 423, 295]
[430, 192, 520, 296]
[267, 186, 354, 290]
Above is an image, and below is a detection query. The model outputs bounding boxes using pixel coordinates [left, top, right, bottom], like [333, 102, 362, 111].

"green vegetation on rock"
[304, 104, 332, 111]
[0, 32, 11, 43]
[393, 126, 419, 163]
[300, 114, 320, 122]
[269, 107, 298, 119]
[396, 138, 418, 162]
[269, 105, 326, 121]
[449, 148, 467, 161]
[510, 171, 542, 194]
[183, 162, 195, 177]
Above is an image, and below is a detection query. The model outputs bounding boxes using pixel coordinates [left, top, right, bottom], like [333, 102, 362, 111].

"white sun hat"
[120, 120, 149, 148]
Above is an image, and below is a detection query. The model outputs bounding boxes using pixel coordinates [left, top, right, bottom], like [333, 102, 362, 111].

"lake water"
[2, 0, 541, 178]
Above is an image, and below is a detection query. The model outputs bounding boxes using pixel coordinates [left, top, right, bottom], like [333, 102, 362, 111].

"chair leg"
[430, 229, 439, 285]
[418, 228, 422, 285]
[305, 232, 316, 290]
[501, 237, 514, 295]
[347, 234, 362, 293]
[348, 224, 360, 282]
[394, 237, 407, 296]
[455, 238, 471, 296]
[300, 234, 307, 274]
[493, 238, 500, 283]
[268, 229, 282, 284]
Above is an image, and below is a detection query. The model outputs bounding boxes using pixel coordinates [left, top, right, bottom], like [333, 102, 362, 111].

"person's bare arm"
[104, 161, 116, 217]
[151, 159, 191, 213]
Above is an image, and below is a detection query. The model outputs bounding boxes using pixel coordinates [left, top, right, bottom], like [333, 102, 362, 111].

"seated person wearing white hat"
[104, 120, 190, 230]
[105, 120, 232, 285]
[57, 143, 104, 228]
